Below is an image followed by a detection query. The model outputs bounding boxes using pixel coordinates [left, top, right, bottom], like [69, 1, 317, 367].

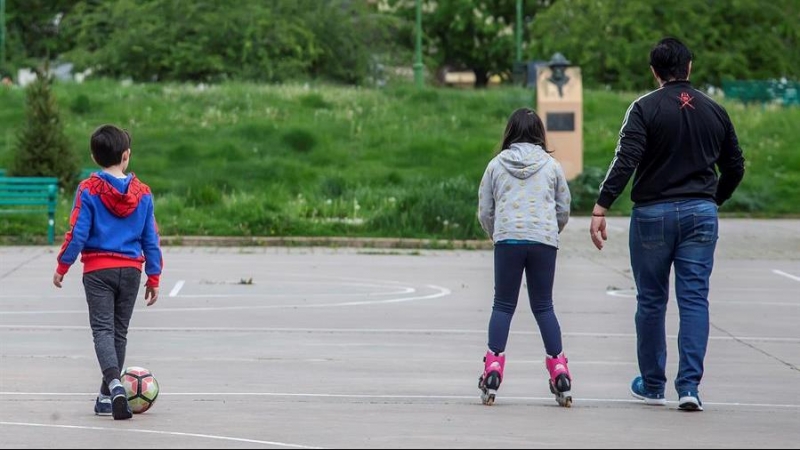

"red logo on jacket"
[679, 92, 695, 110]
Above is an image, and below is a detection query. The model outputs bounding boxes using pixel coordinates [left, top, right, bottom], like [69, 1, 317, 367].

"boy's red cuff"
[56, 263, 71, 276]
[146, 274, 160, 288]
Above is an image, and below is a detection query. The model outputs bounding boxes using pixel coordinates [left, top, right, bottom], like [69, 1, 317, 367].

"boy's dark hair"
[501, 108, 549, 153]
[650, 37, 693, 82]
[91, 125, 131, 168]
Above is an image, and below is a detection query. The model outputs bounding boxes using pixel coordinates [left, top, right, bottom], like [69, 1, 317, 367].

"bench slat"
[0, 193, 56, 201]
[0, 181, 54, 185]
[0, 192, 54, 197]
[0, 177, 59, 184]
[0, 186, 54, 192]
[0, 210, 50, 214]
[0, 201, 53, 206]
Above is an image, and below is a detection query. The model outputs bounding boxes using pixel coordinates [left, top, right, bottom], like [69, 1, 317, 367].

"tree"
[63, 0, 315, 82]
[530, 0, 800, 90]
[4, 0, 79, 67]
[62, 0, 396, 84]
[11, 68, 77, 188]
[290, 0, 401, 84]
[388, 0, 556, 88]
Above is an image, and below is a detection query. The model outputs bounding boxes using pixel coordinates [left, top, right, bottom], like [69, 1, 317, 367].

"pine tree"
[10, 69, 77, 188]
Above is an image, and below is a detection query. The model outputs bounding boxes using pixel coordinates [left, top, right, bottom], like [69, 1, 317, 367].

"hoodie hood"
[498, 143, 551, 179]
[87, 172, 148, 218]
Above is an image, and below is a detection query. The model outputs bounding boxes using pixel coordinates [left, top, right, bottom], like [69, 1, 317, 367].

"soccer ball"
[121, 367, 159, 414]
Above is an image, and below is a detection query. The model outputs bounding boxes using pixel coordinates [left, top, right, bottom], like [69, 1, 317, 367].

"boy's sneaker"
[630, 376, 667, 406]
[109, 382, 132, 420]
[678, 391, 704, 412]
[94, 394, 112, 416]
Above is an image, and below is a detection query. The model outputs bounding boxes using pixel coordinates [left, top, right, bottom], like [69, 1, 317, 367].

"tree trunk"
[473, 69, 489, 89]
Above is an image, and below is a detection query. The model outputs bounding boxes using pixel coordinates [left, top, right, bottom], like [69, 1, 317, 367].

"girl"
[477, 108, 573, 407]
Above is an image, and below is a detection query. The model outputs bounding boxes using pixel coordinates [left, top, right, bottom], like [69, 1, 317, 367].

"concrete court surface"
[0, 218, 798, 449]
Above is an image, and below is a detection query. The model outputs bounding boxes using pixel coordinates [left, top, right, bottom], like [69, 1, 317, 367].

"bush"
[69, 94, 91, 114]
[185, 185, 223, 208]
[320, 176, 347, 199]
[369, 176, 480, 240]
[568, 167, 606, 214]
[282, 129, 318, 154]
[299, 93, 332, 110]
[62, 0, 395, 85]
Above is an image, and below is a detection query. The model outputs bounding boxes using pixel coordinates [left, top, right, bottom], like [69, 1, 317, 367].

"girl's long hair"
[500, 108, 550, 153]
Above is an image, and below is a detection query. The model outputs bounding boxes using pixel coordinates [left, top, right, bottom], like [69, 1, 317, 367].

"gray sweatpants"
[83, 268, 141, 376]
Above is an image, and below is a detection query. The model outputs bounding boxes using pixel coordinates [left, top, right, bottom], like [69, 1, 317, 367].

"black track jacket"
[597, 80, 745, 209]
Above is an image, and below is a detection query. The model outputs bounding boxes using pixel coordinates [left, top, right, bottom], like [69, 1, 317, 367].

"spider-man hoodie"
[56, 172, 163, 288]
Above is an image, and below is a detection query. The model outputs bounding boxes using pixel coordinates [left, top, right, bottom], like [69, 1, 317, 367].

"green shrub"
[185, 185, 223, 208]
[568, 166, 606, 214]
[299, 93, 332, 110]
[69, 94, 92, 115]
[369, 176, 480, 239]
[282, 129, 317, 153]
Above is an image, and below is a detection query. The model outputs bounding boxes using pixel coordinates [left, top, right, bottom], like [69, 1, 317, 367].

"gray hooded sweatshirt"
[478, 143, 571, 247]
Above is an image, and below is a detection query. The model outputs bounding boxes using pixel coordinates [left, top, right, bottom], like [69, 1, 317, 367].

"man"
[590, 38, 745, 412]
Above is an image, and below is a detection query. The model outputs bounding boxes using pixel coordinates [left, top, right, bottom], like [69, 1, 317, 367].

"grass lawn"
[1, 80, 797, 242]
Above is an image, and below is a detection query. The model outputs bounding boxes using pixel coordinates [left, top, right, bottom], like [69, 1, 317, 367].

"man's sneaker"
[678, 391, 704, 412]
[94, 394, 112, 416]
[630, 376, 667, 406]
[110, 382, 132, 420]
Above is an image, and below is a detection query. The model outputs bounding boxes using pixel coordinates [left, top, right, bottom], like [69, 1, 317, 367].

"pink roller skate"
[478, 351, 505, 406]
[546, 354, 572, 407]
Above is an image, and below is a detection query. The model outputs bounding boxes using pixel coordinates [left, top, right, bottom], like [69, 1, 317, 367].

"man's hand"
[145, 286, 159, 306]
[53, 273, 64, 288]
[590, 205, 609, 251]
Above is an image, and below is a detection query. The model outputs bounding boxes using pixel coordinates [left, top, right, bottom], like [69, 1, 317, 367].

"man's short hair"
[650, 37, 693, 82]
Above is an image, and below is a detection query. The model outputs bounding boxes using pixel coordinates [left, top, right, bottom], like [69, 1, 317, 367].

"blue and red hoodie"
[56, 172, 163, 288]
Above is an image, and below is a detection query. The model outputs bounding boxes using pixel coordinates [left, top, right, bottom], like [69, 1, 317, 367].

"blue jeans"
[630, 199, 718, 394]
[488, 242, 563, 357]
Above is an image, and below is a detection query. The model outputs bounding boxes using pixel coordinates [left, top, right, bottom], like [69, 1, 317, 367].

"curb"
[1, 235, 494, 249]
[158, 236, 494, 250]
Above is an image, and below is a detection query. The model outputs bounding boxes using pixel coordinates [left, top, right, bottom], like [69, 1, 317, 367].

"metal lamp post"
[0, 0, 6, 69]
[515, 0, 522, 65]
[413, 0, 424, 88]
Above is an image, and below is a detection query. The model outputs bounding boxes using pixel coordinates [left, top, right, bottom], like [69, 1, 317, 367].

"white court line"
[0, 281, 416, 300]
[168, 280, 186, 298]
[773, 269, 800, 282]
[0, 285, 450, 315]
[0, 288, 416, 300]
[606, 289, 799, 307]
[0, 354, 637, 366]
[0, 422, 322, 449]
[720, 301, 800, 307]
[1, 392, 797, 410]
[178, 287, 416, 299]
[1, 325, 797, 343]
[607, 290, 636, 298]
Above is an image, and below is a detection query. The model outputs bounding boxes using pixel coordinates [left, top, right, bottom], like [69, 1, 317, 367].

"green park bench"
[0, 176, 59, 244]
[723, 80, 800, 106]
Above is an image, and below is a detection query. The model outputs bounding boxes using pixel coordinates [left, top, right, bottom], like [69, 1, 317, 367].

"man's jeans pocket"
[637, 217, 666, 249]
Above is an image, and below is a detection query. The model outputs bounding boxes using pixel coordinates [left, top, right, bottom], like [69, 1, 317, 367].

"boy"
[53, 125, 163, 420]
